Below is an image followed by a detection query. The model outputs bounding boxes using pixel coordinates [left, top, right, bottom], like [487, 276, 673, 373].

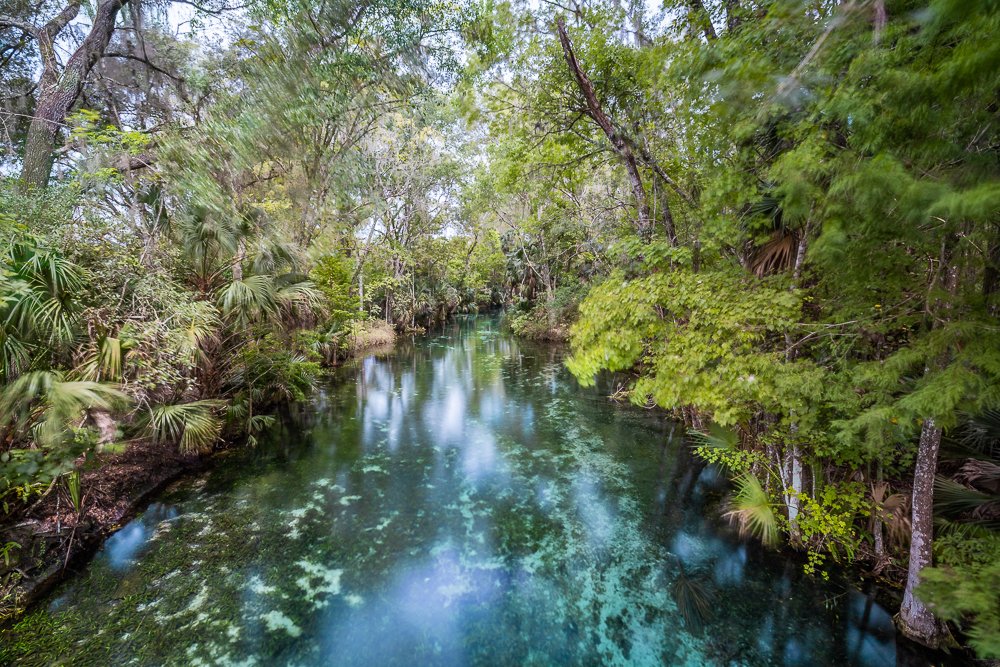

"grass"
[349, 320, 396, 352]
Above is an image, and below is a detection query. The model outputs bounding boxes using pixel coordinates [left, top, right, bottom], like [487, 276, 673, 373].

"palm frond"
[933, 517, 997, 542]
[171, 301, 221, 364]
[250, 242, 298, 275]
[934, 476, 999, 528]
[148, 400, 226, 454]
[277, 280, 321, 309]
[871, 481, 910, 546]
[0, 370, 126, 448]
[688, 423, 739, 450]
[217, 275, 277, 324]
[723, 472, 780, 546]
[955, 459, 1000, 493]
[78, 336, 130, 381]
[248, 414, 275, 433]
[959, 409, 1000, 459]
[749, 230, 798, 277]
[0, 330, 31, 381]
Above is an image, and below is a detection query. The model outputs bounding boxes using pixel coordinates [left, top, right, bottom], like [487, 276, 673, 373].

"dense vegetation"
[1, 0, 998, 659]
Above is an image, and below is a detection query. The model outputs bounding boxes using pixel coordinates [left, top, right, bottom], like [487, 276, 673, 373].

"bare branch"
[0, 16, 39, 35]
[555, 16, 671, 244]
[168, 0, 248, 15]
[103, 51, 186, 82]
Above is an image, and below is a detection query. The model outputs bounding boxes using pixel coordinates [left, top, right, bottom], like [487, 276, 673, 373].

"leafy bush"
[311, 254, 360, 329]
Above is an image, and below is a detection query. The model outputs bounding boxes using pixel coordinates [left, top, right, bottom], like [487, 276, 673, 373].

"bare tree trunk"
[556, 17, 653, 243]
[897, 237, 958, 647]
[897, 418, 952, 647]
[358, 272, 364, 315]
[232, 234, 246, 281]
[782, 229, 810, 542]
[87, 408, 117, 445]
[872, 0, 887, 44]
[873, 512, 885, 558]
[20, 0, 126, 189]
[788, 442, 803, 541]
[873, 464, 886, 560]
[687, 0, 717, 41]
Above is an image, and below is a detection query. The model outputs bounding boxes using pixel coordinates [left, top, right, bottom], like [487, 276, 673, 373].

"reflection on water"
[104, 504, 179, 572]
[11, 317, 918, 666]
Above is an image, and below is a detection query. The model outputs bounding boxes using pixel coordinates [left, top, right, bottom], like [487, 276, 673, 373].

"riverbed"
[3, 316, 902, 665]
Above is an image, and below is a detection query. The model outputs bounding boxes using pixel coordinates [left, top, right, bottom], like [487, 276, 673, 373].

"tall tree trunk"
[897, 418, 952, 647]
[872, 0, 887, 44]
[358, 271, 364, 315]
[782, 228, 810, 542]
[873, 510, 885, 559]
[556, 17, 653, 243]
[232, 238, 245, 281]
[20, 0, 126, 189]
[898, 237, 958, 647]
[873, 465, 886, 561]
[787, 442, 803, 542]
[687, 0, 717, 41]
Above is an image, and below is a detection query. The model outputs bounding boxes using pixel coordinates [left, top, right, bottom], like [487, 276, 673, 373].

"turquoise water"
[5, 317, 903, 665]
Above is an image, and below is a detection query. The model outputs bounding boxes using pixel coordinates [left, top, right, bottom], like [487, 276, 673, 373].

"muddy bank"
[0, 440, 201, 623]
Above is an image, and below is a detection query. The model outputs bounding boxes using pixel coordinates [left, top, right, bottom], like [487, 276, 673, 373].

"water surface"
[6, 317, 903, 665]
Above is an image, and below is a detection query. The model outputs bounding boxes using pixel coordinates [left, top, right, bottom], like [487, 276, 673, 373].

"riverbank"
[0, 317, 920, 665]
[0, 439, 200, 623]
[509, 324, 983, 665]
[0, 329, 400, 627]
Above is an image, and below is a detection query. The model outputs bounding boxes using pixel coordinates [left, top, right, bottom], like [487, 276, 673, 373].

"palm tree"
[0, 239, 85, 381]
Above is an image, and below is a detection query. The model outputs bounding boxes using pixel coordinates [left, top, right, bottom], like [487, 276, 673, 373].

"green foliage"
[0, 371, 124, 510]
[0, 235, 85, 379]
[231, 338, 322, 405]
[66, 470, 82, 514]
[723, 473, 779, 548]
[921, 532, 1000, 659]
[147, 400, 226, 454]
[568, 267, 801, 426]
[0, 541, 19, 567]
[793, 483, 869, 574]
[0, 371, 125, 450]
[67, 109, 151, 156]
[2, 0, 999, 653]
[310, 254, 360, 329]
[691, 424, 766, 475]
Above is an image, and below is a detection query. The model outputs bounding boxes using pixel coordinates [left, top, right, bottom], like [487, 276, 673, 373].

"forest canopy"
[1, 0, 998, 658]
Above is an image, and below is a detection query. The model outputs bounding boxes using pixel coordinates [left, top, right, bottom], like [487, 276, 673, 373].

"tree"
[555, 15, 656, 243]
[2, 0, 127, 187]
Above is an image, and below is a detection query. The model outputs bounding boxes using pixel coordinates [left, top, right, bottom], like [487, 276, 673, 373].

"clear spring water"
[5, 317, 909, 666]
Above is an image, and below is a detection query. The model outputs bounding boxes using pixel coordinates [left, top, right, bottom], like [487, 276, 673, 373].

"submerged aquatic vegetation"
[1, 321, 903, 666]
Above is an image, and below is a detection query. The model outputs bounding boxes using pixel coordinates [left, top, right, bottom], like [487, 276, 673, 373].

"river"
[5, 316, 908, 665]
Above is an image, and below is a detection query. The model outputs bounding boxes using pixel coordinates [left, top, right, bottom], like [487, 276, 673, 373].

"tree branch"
[556, 15, 662, 243]
[0, 16, 39, 35]
[169, 0, 248, 15]
[103, 51, 185, 82]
